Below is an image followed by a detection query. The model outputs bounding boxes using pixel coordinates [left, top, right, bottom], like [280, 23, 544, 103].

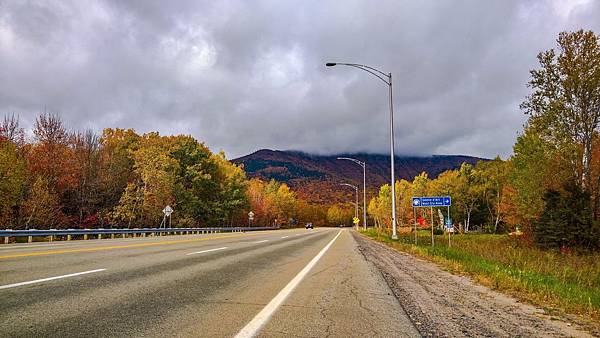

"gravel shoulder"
[352, 232, 594, 338]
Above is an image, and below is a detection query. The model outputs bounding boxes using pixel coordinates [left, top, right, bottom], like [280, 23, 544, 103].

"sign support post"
[162, 206, 173, 229]
[430, 206, 434, 247]
[448, 205, 451, 247]
[413, 207, 417, 244]
[248, 211, 254, 228]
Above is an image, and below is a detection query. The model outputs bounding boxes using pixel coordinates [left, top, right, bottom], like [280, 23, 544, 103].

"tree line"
[0, 114, 323, 229]
[369, 30, 600, 250]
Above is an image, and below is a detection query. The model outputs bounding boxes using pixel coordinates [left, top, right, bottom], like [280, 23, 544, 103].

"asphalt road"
[0, 228, 419, 337]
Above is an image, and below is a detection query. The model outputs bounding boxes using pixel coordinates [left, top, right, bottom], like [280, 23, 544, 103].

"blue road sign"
[412, 196, 451, 207]
[445, 218, 453, 227]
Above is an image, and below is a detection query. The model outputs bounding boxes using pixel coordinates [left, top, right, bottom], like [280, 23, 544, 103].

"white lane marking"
[186, 247, 228, 256]
[281, 236, 289, 239]
[0, 269, 106, 290]
[252, 240, 269, 244]
[235, 230, 343, 338]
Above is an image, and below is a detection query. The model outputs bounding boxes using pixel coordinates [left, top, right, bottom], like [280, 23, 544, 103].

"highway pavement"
[0, 228, 419, 337]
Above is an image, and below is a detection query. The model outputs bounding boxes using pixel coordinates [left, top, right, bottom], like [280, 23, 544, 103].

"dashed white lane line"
[252, 240, 269, 244]
[186, 247, 228, 256]
[281, 236, 289, 239]
[0, 269, 107, 290]
[235, 230, 343, 338]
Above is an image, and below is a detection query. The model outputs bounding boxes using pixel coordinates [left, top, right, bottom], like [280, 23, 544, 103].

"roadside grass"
[363, 228, 600, 327]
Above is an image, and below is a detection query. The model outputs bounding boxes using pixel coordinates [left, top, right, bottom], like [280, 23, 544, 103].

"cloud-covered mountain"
[233, 149, 484, 204]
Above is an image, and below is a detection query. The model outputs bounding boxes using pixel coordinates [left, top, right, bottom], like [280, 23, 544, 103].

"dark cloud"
[1, 0, 599, 158]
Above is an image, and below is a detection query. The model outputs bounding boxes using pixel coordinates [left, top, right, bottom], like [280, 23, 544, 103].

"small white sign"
[248, 211, 255, 220]
[163, 205, 173, 216]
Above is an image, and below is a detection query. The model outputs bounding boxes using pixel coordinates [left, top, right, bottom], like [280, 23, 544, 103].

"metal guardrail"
[0, 226, 280, 244]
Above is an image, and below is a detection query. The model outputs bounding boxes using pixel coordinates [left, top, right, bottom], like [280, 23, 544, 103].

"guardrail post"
[4, 236, 9, 244]
[142, 233, 146, 237]
[98, 234, 102, 240]
[49, 235, 53, 242]
[67, 235, 72, 241]
[27, 235, 32, 243]
[111, 233, 115, 239]
[84, 233, 88, 240]
[122, 233, 126, 239]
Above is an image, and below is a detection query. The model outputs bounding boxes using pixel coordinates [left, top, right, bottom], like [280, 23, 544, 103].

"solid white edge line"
[186, 247, 228, 256]
[281, 236, 289, 239]
[252, 240, 269, 244]
[235, 230, 343, 338]
[0, 268, 107, 290]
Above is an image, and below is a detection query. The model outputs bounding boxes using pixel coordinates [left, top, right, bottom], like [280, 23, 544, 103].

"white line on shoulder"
[235, 230, 342, 338]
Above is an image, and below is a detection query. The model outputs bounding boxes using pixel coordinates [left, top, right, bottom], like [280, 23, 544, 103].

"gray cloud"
[1, 0, 599, 158]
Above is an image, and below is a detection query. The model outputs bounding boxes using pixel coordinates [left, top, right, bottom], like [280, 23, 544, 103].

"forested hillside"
[0, 114, 319, 229]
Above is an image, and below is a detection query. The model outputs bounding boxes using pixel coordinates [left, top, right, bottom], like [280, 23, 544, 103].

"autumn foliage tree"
[0, 134, 25, 227]
[517, 30, 600, 248]
[0, 114, 311, 229]
[326, 205, 352, 226]
[245, 178, 299, 227]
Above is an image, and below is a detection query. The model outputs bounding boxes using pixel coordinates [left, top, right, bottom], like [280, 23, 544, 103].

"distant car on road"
[305, 222, 313, 229]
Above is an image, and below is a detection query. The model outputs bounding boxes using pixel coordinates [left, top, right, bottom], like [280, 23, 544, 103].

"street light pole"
[327, 62, 398, 239]
[337, 157, 367, 231]
[340, 183, 359, 230]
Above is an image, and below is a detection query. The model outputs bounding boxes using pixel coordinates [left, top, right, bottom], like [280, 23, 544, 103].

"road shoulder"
[353, 231, 593, 338]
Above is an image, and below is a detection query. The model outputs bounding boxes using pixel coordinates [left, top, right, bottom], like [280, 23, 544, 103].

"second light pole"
[326, 62, 398, 239]
[337, 157, 367, 231]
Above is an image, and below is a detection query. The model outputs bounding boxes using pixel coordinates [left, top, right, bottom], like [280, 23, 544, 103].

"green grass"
[364, 229, 600, 325]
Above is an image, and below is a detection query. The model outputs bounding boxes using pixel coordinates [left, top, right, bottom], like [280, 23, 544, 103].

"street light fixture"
[326, 62, 398, 239]
[337, 157, 367, 231]
[339, 183, 359, 230]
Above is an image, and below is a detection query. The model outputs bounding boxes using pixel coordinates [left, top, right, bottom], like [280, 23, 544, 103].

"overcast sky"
[1, 0, 599, 159]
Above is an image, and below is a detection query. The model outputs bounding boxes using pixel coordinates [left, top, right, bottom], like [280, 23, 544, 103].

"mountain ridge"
[232, 149, 486, 205]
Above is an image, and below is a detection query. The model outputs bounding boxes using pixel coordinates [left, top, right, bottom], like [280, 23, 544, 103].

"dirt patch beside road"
[353, 232, 594, 338]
